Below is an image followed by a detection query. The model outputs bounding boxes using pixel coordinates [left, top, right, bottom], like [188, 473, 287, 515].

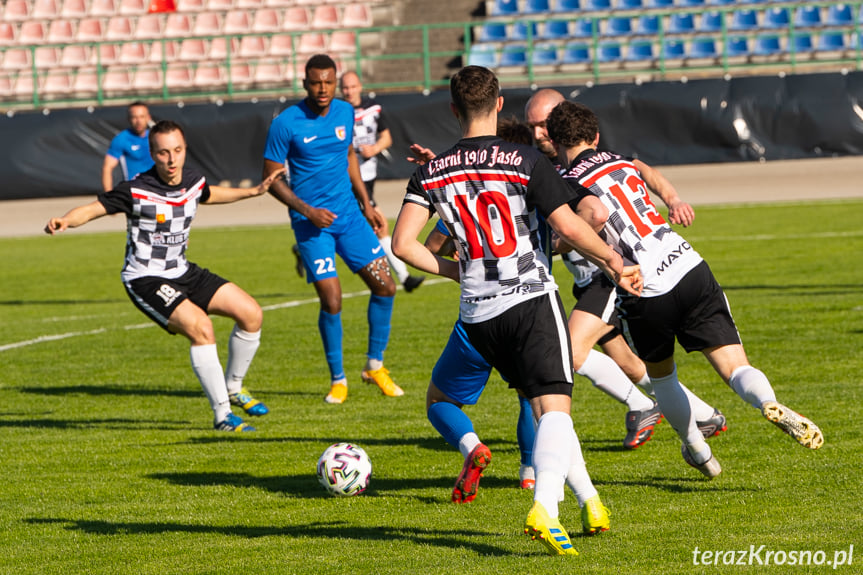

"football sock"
[729, 365, 776, 409]
[225, 326, 261, 395]
[565, 427, 598, 506]
[365, 358, 383, 372]
[516, 395, 536, 466]
[366, 294, 394, 362]
[427, 401, 475, 451]
[190, 344, 230, 422]
[379, 235, 410, 284]
[636, 373, 715, 421]
[533, 411, 573, 518]
[578, 349, 654, 411]
[650, 365, 703, 447]
[458, 432, 481, 459]
[318, 310, 345, 382]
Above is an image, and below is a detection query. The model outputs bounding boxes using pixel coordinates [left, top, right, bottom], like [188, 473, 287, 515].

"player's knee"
[239, 301, 263, 332]
[187, 315, 216, 345]
[365, 258, 395, 296]
[319, 296, 342, 314]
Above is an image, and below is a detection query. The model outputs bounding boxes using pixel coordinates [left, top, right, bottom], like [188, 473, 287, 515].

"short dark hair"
[450, 66, 499, 120]
[305, 54, 337, 77]
[546, 101, 599, 148]
[128, 100, 148, 111]
[148, 120, 185, 149]
[497, 115, 532, 145]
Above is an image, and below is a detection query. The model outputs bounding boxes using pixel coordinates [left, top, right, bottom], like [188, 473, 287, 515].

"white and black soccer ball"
[316, 442, 372, 496]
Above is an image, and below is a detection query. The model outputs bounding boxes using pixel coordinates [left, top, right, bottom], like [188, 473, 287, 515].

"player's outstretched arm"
[407, 144, 435, 166]
[44, 201, 108, 235]
[206, 167, 286, 205]
[101, 155, 119, 192]
[392, 203, 459, 282]
[633, 159, 694, 227]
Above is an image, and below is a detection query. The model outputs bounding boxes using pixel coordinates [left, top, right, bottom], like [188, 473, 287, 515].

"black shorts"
[571, 272, 622, 345]
[463, 292, 573, 400]
[123, 263, 228, 333]
[617, 260, 741, 363]
[365, 179, 376, 205]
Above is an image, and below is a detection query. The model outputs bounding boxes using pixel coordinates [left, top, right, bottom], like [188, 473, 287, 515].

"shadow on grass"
[146, 470, 520, 498]
[0, 417, 190, 430]
[177, 435, 454, 452]
[0, 298, 126, 306]
[19, 385, 200, 398]
[595, 476, 759, 494]
[26, 517, 514, 555]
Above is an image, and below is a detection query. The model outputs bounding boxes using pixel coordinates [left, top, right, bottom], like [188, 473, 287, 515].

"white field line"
[2, 278, 452, 353]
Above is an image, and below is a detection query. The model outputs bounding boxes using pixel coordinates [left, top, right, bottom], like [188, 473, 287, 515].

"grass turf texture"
[1, 199, 861, 574]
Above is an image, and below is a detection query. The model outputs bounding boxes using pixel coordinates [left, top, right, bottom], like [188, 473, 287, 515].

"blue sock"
[318, 310, 344, 381]
[366, 294, 394, 361]
[428, 402, 475, 449]
[516, 395, 535, 466]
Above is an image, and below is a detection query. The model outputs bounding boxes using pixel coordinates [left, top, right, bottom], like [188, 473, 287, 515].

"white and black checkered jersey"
[561, 149, 703, 297]
[404, 135, 577, 323]
[352, 97, 388, 183]
[98, 166, 210, 283]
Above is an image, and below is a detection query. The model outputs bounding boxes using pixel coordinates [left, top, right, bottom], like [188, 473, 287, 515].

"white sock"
[365, 357, 383, 372]
[533, 411, 572, 518]
[650, 365, 702, 447]
[190, 344, 230, 422]
[225, 326, 261, 395]
[578, 350, 654, 411]
[636, 372, 715, 421]
[565, 427, 598, 506]
[458, 432, 480, 459]
[729, 365, 776, 408]
[379, 235, 410, 284]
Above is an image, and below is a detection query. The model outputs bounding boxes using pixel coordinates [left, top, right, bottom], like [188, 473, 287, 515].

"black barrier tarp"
[2, 71, 863, 201]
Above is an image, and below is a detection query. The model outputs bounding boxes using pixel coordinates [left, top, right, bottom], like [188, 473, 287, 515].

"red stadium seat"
[136, 14, 164, 39]
[61, 44, 92, 66]
[119, 0, 147, 15]
[3, 0, 32, 21]
[164, 13, 192, 37]
[105, 16, 134, 39]
[133, 66, 163, 90]
[311, 5, 339, 29]
[76, 18, 105, 41]
[89, 0, 117, 15]
[34, 46, 61, 68]
[179, 38, 207, 60]
[61, 0, 88, 17]
[269, 33, 293, 56]
[283, 6, 310, 31]
[297, 32, 326, 53]
[193, 12, 223, 36]
[194, 62, 225, 87]
[19, 21, 47, 45]
[239, 34, 267, 57]
[342, 3, 372, 28]
[253, 8, 281, 32]
[0, 23, 17, 46]
[223, 10, 252, 34]
[165, 63, 194, 89]
[32, 0, 61, 18]
[3, 48, 32, 70]
[47, 20, 76, 43]
[329, 31, 356, 53]
[119, 41, 148, 63]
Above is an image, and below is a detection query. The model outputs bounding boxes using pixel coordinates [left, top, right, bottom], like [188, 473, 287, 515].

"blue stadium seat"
[753, 35, 782, 56]
[626, 41, 654, 61]
[584, 0, 611, 11]
[817, 31, 845, 51]
[490, 0, 519, 16]
[562, 42, 591, 63]
[706, 0, 734, 6]
[678, 0, 704, 7]
[499, 44, 527, 66]
[618, 0, 643, 9]
[646, 0, 673, 7]
[762, 7, 790, 30]
[524, 0, 551, 13]
[572, 18, 598, 37]
[725, 36, 749, 57]
[794, 6, 822, 28]
[478, 23, 508, 42]
[554, 0, 580, 11]
[636, 14, 660, 35]
[825, 4, 853, 26]
[729, 9, 758, 31]
[791, 33, 814, 53]
[541, 19, 571, 39]
[663, 39, 686, 59]
[689, 37, 717, 58]
[605, 16, 633, 36]
[467, 44, 498, 66]
[668, 13, 695, 34]
[532, 42, 559, 64]
[699, 11, 723, 33]
[598, 41, 622, 61]
[511, 21, 539, 40]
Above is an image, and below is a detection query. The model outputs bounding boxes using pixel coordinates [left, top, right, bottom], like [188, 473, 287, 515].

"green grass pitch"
[1, 199, 861, 574]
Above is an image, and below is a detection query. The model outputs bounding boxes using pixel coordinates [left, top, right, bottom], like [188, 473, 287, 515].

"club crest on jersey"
[156, 213, 166, 224]
[335, 126, 347, 141]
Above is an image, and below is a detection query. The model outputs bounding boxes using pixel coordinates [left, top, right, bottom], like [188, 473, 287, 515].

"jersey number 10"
[454, 190, 517, 260]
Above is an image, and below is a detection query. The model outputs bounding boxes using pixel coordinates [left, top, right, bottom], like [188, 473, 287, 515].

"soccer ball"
[316, 442, 372, 496]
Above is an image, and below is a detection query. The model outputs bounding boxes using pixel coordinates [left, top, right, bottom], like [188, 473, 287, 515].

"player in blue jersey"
[102, 101, 154, 192]
[261, 54, 402, 405]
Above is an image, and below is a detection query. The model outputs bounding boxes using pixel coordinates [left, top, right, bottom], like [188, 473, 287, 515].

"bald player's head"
[340, 70, 363, 107]
[524, 89, 565, 159]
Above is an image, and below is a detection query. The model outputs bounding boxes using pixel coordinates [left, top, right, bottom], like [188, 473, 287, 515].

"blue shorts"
[431, 319, 495, 406]
[293, 208, 383, 283]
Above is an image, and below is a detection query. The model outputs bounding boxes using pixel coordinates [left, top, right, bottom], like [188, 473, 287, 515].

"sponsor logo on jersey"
[131, 145, 141, 151]
[303, 136, 317, 144]
[656, 240, 692, 275]
[156, 213, 166, 224]
[335, 126, 347, 141]
[151, 231, 189, 246]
